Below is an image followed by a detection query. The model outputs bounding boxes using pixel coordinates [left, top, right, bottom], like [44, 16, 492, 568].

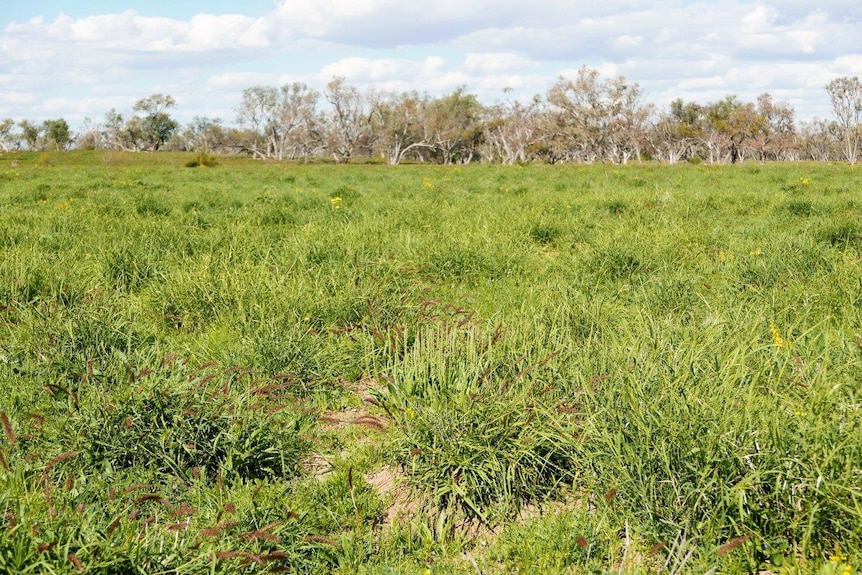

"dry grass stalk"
[717, 534, 749, 557]
[215, 551, 264, 565]
[68, 553, 83, 572]
[1, 412, 16, 445]
[352, 415, 386, 430]
[302, 534, 341, 547]
[200, 520, 239, 537]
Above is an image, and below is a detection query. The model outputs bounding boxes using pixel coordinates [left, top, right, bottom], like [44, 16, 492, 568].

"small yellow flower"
[799, 177, 810, 186]
[749, 249, 762, 256]
[330, 196, 342, 209]
[770, 324, 791, 348]
[405, 406, 416, 419]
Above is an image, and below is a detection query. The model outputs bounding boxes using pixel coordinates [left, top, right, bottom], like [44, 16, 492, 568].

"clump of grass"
[374, 313, 578, 524]
[529, 223, 561, 246]
[135, 195, 172, 216]
[819, 220, 862, 248]
[591, 247, 644, 280]
[782, 200, 814, 217]
[185, 151, 218, 168]
[80, 363, 311, 482]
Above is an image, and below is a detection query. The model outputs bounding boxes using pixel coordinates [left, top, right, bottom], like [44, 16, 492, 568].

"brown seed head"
[1, 412, 16, 445]
[717, 534, 750, 557]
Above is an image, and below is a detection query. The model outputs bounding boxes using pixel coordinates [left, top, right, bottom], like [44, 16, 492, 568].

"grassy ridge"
[0, 152, 861, 573]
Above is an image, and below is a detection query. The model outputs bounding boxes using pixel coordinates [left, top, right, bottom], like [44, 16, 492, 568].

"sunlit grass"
[1, 151, 860, 572]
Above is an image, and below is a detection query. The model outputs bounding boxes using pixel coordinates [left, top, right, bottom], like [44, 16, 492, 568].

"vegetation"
[2, 71, 862, 165]
[1, 151, 861, 573]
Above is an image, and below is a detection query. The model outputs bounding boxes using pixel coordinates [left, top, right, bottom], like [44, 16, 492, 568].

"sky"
[1, 1, 860, 130]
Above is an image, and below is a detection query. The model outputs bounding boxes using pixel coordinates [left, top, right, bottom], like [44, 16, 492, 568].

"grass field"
[1, 151, 861, 573]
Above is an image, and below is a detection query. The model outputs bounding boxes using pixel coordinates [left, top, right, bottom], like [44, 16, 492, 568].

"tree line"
[2, 68, 861, 165]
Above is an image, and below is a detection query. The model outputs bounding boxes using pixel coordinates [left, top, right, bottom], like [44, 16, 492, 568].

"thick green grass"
[1, 151, 861, 573]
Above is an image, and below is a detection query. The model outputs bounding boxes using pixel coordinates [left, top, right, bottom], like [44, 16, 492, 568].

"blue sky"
[1, 1, 860, 129]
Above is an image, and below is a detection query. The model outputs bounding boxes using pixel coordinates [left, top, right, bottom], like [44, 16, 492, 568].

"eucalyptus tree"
[825, 76, 862, 164]
[426, 87, 485, 164]
[43, 118, 72, 151]
[18, 120, 40, 151]
[483, 90, 545, 165]
[749, 93, 797, 162]
[546, 67, 649, 164]
[371, 90, 435, 165]
[236, 82, 323, 160]
[324, 77, 375, 163]
[133, 93, 179, 151]
[182, 116, 225, 152]
[647, 100, 701, 164]
[235, 86, 278, 158]
[0, 118, 15, 151]
[798, 118, 841, 162]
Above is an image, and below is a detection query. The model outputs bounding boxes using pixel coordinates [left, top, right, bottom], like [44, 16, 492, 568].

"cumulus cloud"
[0, 0, 860, 124]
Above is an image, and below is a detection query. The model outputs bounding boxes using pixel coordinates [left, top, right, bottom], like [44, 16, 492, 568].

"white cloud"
[1, 0, 860, 125]
[463, 53, 535, 74]
[319, 56, 446, 83]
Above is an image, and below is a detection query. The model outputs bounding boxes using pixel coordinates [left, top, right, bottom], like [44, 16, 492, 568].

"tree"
[132, 93, 179, 151]
[546, 67, 649, 164]
[749, 93, 796, 162]
[705, 95, 762, 164]
[277, 83, 323, 161]
[372, 90, 435, 165]
[0, 119, 15, 151]
[798, 118, 841, 162]
[324, 77, 374, 163]
[235, 83, 322, 160]
[483, 89, 545, 165]
[75, 117, 104, 150]
[43, 118, 72, 151]
[426, 88, 485, 164]
[825, 76, 862, 164]
[103, 109, 132, 151]
[236, 86, 278, 158]
[182, 116, 225, 152]
[18, 120, 40, 151]
[647, 99, 701, 164]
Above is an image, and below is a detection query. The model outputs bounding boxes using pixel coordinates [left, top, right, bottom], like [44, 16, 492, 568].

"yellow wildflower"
[330, 196, 342, 209]
[770, 324, 791, 348]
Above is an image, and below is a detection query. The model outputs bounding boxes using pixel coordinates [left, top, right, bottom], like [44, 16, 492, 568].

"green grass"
[1, 151, 861, 573]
